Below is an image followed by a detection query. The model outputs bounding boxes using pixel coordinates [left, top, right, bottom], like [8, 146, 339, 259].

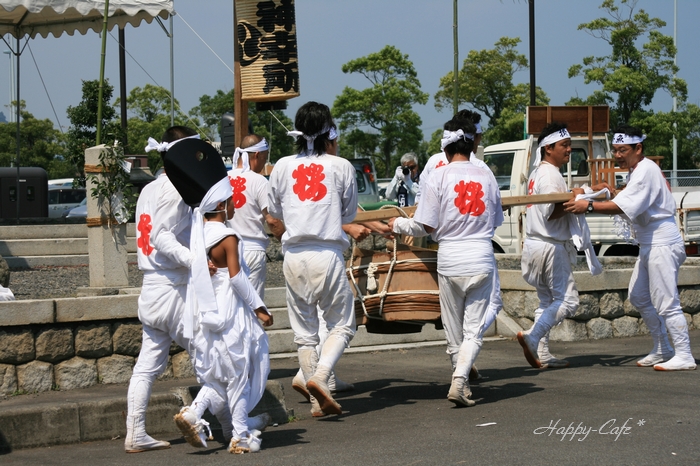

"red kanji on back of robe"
[292, 163, 327, 201]
[454, 180, 486, 216]
[137, 213, 154, 256]
[229, 176, 248, 208]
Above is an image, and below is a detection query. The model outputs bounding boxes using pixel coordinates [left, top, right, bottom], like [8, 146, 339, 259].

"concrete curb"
[0, 380, 289, 452]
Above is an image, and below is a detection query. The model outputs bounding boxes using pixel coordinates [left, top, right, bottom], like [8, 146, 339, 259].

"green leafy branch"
[87, 142, 136, 226]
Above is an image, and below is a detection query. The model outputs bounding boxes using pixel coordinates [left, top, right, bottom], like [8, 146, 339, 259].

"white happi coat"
[415, 160, 503, 354]
[228, 167, 272, 297]
[267, 152, 357, 347]
[613, 157, 686, 320]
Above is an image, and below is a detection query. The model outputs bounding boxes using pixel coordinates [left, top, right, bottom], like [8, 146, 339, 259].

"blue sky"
[1, 0, 697, 142]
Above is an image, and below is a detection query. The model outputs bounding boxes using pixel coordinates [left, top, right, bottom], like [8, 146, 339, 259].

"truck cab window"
[483, 151, 514, 190]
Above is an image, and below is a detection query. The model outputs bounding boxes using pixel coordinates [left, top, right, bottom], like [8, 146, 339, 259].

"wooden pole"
[352, 192, 610, 223]
[233, 3, 248, 148]
[96, 0, 110, 145]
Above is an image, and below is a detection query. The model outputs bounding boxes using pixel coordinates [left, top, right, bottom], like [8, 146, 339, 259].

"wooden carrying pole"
[352, 192, 606, 223]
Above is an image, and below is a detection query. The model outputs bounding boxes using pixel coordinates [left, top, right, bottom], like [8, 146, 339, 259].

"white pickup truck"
[480, 106, 700, 256]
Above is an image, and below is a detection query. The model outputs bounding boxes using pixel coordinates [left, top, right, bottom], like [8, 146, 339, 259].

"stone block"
[600, 292, 624, 319]
[684, 312, 693, 329]
[586, 317, 613, 340]
[515, 317, 533, 331]
[35, 328, 74, 363]
[16, 360, 54, 393]
[54, 357, 97, 390]
[549, 319, 588, 342]
[612, 316, 639, 338]
[693, 313, 700, 332]
[0, 328, 35, 364]
[572, 293, 599, 321]
[623, 297, 641, 317]
[172, 350, 195, 379]
[55, 294, 139, 322]
[112, 322, 142, 356]
[502, 291, 536, 320]
[0, 403, 81, 450]
[75, 323, 112, 358]
[97, 354, 134, 384]
[0, 363, 17, 395]
[680, 288, 700, 315]
[0, 299, 54, 326]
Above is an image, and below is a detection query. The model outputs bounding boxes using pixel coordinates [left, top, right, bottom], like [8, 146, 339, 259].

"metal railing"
[663, 170, 700, 187]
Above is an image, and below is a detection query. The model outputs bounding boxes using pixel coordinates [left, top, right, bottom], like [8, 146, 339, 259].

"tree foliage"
[631, 104, 700, 170]
[65, 79, 122, 180]
[0, 102, 69, 178]
[188, 88, 294, 163]
[333, 45, 428, 177]
[434, 37, 548, 145]
[117, 84, 191, 172]
[567, 0, 686, 127]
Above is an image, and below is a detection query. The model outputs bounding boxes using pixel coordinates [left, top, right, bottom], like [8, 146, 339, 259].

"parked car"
[48, 186, 86, 218]
[62, 197, 87, 218]
[348, 158, 381, 205]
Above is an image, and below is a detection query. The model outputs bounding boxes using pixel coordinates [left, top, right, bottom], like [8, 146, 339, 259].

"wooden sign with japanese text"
[236, 0, 300, 102]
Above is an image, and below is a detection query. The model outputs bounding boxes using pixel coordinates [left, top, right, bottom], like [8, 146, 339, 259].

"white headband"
[287, 125, 338, 154]
[440, 129, 474, 150]
[534, 128, 571, 166]
[474, 123, 482, 134]
[233, 138, 269, 173]
[612, 133, 646, 145]
[144, 133, 200, 153]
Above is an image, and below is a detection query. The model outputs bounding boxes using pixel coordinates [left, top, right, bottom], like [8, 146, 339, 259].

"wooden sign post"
[234, 0, 300, 146]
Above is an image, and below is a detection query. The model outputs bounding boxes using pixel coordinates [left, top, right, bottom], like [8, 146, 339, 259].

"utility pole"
[529, 0, 536, 106]
[453, 0, 459, 115]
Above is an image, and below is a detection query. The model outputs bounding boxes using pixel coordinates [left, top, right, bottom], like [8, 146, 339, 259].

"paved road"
[4, 331, 699, 466]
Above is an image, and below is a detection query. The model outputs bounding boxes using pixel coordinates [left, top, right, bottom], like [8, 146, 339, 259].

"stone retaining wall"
[1, 257, 699, 396]
[0, 319, 193, 395]
[501, 287, 700, 341]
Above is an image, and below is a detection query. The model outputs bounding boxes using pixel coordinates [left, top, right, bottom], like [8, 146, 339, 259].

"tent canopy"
[0, 0, 173, 39]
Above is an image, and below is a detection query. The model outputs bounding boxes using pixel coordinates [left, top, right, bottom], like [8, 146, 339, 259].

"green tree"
[116, 83, 192, 170]
[65, 79, 122, 180]
[631, 104, 700, 170]
[0, 102, 68, 178]
[333, 45, 428, 177]
[189, 89, 294, 163]
[567, 0, 686, 127]
[434, 37, 548, 145]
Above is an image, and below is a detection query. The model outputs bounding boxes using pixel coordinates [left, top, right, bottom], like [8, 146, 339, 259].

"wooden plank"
[501, 192, 573, 207]
[353, 192, 613, 222]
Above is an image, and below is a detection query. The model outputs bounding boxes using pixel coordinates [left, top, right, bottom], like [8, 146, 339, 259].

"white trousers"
[521, 239, 579, 335]
[243, 249, 267, 301]
[482, 255, 503, 331]
[283, 248, 355, 349]
[438, 273, 493, 357]
[131, 275, 190, 385]
[630, 241, 686, 334]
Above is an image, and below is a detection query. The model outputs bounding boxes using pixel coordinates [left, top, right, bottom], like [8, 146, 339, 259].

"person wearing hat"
[267, 101, 357, 417]
[564, 124, 696, 371]
[227, 133, 284, 300]
[389, 116, 503, 407]
[164, 137, 274, 453]
[125, 126, 201, 453]
[516, 122, 585, 370]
